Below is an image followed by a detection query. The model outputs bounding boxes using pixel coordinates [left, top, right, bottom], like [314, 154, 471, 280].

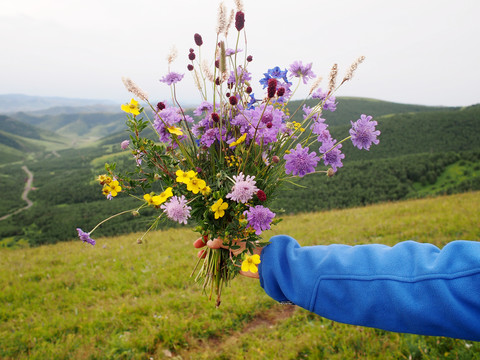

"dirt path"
[170, 304, 296, 358]
[0, 165, 34, 221]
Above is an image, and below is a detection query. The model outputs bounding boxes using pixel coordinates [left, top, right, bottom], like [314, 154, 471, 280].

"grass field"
[1, 192, 480, 359]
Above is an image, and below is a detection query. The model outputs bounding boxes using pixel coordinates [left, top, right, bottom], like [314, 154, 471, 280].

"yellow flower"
[176, 169, 197, 184]
[229, 133, 247, 147]
[158, 187, 173, 203]
[187, 177, 207, 194]
[211, 199, 228, 219]
[201, 186, 211, 196]
[241, 254, 261, 273]
[108, 180, 122, 197]
[167, 125, 183, 136]
[121, 98, 140, 116]
[144, 193, 161, 206]
[102, 185, 111, 196]
[97, 174, 112, 185]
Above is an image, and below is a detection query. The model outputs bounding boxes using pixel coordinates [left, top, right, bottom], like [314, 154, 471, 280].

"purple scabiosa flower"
[200, 128, 219, 148]
[76, 228, 96, 246]
[161, 195, 192, 224]
[284, 143, 320, 177]
[226, 172, 259, 204]
[225, 48, 243, 56]
[153, 107, 183, 142]
[312, 88, 337, 112]
[320, 140, 345, 172]
[289, 61, 316, 84]
[349, 114, 380, 150]
[159, 72, 184, 85]
[120, 140, 130, 150]
[228, 66, 251, 85]
[244, 205, 275, 235]
[193, 101, 213, 116]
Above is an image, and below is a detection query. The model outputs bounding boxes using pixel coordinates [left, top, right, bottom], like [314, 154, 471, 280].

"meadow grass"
[1, 192, 480, 359]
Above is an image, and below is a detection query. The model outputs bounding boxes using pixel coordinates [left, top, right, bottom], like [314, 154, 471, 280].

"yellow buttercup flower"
[241, 254, 261, 273]
[97, 174, 112, 185]
[187, 177, 206, 194]
[121, 98, 140, 116]
[167, 125, 183, 136]
[211, 199, 228, 219]
[158, 187, 173, 203]
[176, 170, 197, 184]
[108, 180, 122, 197]
[144, 193, 161, 206]
[201, 186, 211, 196]
[229, 133, 247, 147]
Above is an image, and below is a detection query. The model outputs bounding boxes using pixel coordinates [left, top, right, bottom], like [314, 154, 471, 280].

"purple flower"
[193, 101, 213, 116]
[312, 88, 337, 112]
[226, 172, 259, 203]
[284, 143, 320, 177]
[244, 205, 275, 235]
[225, 48, 243, 56]
[120, 140, 130, 150]
[320, 140, 345, 172]
[76, 228, 96, 246]
[349, 114, 380, 150]
[289, 61, 316, 84]
[161, 195, 192, 224]
[228, 66, 251, 85]
[159, 72, 184, 85]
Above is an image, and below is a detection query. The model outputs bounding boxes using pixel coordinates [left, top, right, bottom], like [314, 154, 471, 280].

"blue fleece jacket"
[258, 235, 480, 341]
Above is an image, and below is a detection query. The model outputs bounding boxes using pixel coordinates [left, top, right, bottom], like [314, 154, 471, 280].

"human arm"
[259, 235, 480, 341]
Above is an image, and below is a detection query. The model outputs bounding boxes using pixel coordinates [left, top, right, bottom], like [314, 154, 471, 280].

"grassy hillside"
[1, 192, 479, 359]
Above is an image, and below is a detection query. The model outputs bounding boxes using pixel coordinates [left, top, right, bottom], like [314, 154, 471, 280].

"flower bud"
[272, 155, 280, 163]
[229, 96, 238, 106]
[246, 86, 252, 94]
[187, 64, 194, 71]
[277, 87, 285, 97]
[246, 55, 253, 62]
[188, 52, 196, 61]
[157, 102, 166, 110]
[267, 78, 277, 98]
[211, 112, 220, 122]
[326, 168, 336, 177]
[189, 48, 194, 53]
[132, 210, 140, 217]
[266, 122, 273, 129]
[257, 190, 267, 202]
[194, 33, 203, 46]
[235, 11, 245, 31]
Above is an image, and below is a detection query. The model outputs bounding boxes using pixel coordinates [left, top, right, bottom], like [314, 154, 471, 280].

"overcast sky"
[1, 0, 479, 107]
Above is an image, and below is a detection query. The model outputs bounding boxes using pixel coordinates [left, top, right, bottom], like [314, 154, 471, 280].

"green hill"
[1, 99, 479, 246]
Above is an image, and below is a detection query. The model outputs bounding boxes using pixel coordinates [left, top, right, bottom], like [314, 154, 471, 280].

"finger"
[193, 237, 207, 248]
[239, 270, 260, 279]
[207, 238, 223, 249]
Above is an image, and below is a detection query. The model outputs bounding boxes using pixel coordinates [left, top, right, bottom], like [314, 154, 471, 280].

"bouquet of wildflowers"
[76, 0, 380, 306]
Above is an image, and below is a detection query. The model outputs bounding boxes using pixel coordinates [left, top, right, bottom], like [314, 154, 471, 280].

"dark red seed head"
[215, 59, 220, 69]
[194, 33, 203, 46]
[267, 78, 277, 98]
[189, 48, 194, 53]
[246, 86, 252, 94]
[266, 122, 273, 128]
[211, 113, 220, 122]
[226, 92, 231, 98]
[187, 64, 194, 71]
[215, 77, 221, 85]
[257, 190, 267, 202]
[235, 11, 245, 31]
[229, 96, 238, 106]
[246, 55, 253, 62]
[157, 102, 166, 110]
[277, 87, 285, 97]
[188, 52, 196, 61]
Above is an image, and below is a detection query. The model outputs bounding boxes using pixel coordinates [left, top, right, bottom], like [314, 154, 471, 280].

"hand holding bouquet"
[77, 0, 380, 306]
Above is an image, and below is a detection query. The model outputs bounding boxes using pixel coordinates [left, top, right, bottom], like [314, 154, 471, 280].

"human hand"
[193, 237, 262, 279]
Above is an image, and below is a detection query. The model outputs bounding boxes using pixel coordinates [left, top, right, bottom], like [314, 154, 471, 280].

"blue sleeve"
[258, 235, 480, 341]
